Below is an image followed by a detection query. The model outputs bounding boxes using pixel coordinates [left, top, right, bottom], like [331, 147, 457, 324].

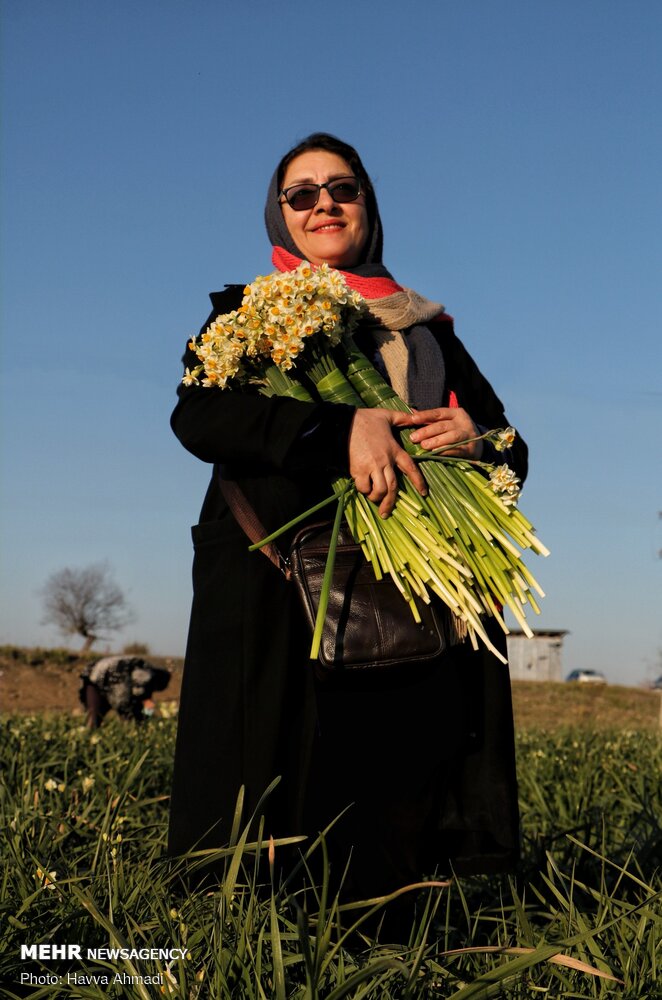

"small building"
[506, 630, 568, 682]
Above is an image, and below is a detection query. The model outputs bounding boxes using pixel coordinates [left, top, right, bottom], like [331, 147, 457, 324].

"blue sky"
[1, 0, 660, 685]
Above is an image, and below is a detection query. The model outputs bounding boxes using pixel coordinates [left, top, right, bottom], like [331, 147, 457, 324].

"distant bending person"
[79, 656, 171, 728]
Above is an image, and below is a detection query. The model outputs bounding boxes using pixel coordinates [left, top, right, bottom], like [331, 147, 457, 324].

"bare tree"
[40, 563, 135, 651]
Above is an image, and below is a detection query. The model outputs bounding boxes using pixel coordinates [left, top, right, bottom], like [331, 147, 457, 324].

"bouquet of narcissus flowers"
[185, 261, 548, 662]
[183, 262, 365, 401]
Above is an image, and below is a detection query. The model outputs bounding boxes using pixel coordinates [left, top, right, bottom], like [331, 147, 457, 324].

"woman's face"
[279, 150, 369, 268]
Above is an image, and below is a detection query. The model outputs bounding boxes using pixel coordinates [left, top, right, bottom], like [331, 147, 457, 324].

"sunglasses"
[279, 176, 362, 212]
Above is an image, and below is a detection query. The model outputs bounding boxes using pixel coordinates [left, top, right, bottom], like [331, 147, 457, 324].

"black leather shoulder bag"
[220, 477, 446, 672]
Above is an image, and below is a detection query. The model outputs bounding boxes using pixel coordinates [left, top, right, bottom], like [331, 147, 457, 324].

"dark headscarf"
[264, 132, 395, 280]
[263, 133, 449, 410]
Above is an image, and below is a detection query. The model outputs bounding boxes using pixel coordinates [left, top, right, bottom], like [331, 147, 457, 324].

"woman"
[168, 133, 527, 901]
[79, 656, 170, 728]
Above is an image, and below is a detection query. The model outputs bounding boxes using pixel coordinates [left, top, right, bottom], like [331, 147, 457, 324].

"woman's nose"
[315, 185, 339, 212]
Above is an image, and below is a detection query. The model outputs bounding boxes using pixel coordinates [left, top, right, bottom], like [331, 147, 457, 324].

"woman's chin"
[308, 248, 359, 269]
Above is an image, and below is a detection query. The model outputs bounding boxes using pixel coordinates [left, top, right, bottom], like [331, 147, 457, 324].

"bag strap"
[218, 474, 291, 579]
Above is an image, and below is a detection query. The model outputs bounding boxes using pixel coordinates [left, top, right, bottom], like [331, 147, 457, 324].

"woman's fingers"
[389, 407, 445, 426]
[348, 408, 428, 515]
[414, 425, 483, 458]
[348, 401, 484, 514]
[405, 407, 483, 458]
[395, 451, 427, 497]
[352, 470, 372, 495]
[354, 464, 396, 516]
[403, 406, 452, 422]
[366, 465, 399, 517]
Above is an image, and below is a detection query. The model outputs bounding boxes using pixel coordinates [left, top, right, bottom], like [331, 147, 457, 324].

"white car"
[566, 669, 607, 684]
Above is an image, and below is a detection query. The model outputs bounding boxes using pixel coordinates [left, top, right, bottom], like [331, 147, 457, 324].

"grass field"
[512, 680, 662, 732]
[1, 650, 661, 998]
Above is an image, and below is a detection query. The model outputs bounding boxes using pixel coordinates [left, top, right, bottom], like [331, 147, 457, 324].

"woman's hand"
[348, 408, 427, 518]
[395, 407, 484, 459]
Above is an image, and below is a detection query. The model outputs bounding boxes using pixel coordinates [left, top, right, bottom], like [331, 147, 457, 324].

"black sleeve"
[442, 324, 529, 484]
[171, 292, 355, 476]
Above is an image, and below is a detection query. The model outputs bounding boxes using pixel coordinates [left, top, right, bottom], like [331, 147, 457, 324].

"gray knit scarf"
[361, 290, 446, 410]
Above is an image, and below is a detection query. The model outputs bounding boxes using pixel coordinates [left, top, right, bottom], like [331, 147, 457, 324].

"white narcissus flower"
[186, 260, 366, 387]
[489, 465, 521, 506]
[494, 426, 517, 452]
[160, 965, 179, 994]
[36, 867, 57, 890]
[490, 465, 519, 489]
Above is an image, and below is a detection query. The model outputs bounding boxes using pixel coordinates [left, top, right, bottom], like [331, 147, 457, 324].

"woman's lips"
[310, 222, 345, 233]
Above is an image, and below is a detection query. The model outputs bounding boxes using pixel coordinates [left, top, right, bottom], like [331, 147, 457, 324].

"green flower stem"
[424, 433, 495, 456]
[344, 342, 497, 458]
[355, 498, 406, 594]
[404, 479, 452, 537]
[344, 352, 405, 411]
[352, 493, 445, 621]
[460, 465, 548, 556]
[343, 340, 543, 637]
[390, 510, 480, 616]
[343, 346, 424, 455]
[257, 332, 547, 647]
[428, 463, 523, 558]
[300, 342, 364, 406]
[263, 363, 315, 402]
[248, 491, 343, 551]
[282, 385, 313, 400]
[517, 561, 546, 599]
[404, 591, 423, 623]
[345, 337, 548, 533]
[388, 525, 435, 588]
[418, 454, 493, 467]
[393, 508, 470, 576]
[360, 483, 502, 650]
[510, 573, 530, 607]
[523, 590, 542, 615]
[362, 529, 383, 580]
[315, 370, 363, 406]
[352, 501, 388, 577]
[460, 534, 540, 627]
[401, 568, 429, 610]
[369, 500, 435, 583]
[471, 574, 509, 629]
[309, 485, 350, 660]
[453, 533, 519, 608]
[504, 601, 534, 637]
[426, 461, 497, 528]
[420, 516, 515, 622]
[395, 491, 425, 516]
[455, 480, 547, 598]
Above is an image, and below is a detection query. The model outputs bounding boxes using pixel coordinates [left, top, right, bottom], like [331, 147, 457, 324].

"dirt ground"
[1, 647, 660, 730]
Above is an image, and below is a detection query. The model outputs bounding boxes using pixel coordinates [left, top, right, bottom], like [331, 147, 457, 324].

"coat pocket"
[191, 512, 235, 548]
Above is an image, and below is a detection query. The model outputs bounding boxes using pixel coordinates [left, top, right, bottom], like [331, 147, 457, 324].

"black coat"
[167, 285, 528, 895]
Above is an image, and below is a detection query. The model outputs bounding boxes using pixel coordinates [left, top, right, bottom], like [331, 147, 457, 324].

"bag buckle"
[279, 553, 292, 581]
